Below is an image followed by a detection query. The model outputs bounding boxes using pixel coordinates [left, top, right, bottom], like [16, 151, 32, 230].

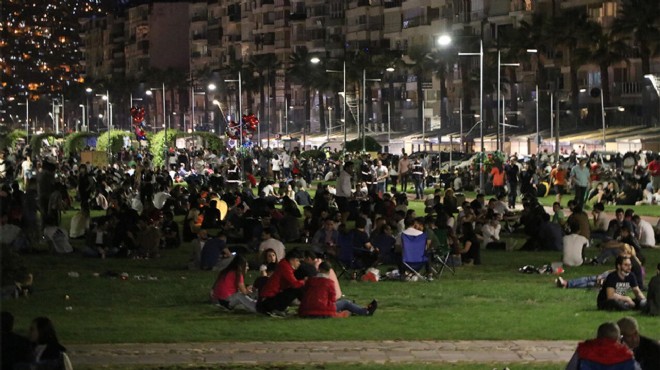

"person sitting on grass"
[482, 214, 505, 250]
[565, 321, 636, 370]
[25, 316, 70, 370]
[617, 316, 660, 370]
[562, 218, 589, 267]
[597, 255, 647, 311]
[352, 217, 379, 268]
[298, 262, 377, 318]
[253, 262, 277, 295]
[1, 311, 31, 370]
[594, 225, 645, 267]
[256, 249, 306, 317]
[458, 222, 481, 265]
[258, 248, 278, 276]
[210, 255, 257, 313]
[294, 250, 322, 280]
[644, 263, 660, 316]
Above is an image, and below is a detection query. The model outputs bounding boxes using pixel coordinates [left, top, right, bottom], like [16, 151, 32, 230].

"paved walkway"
[69, 340, 576, 366]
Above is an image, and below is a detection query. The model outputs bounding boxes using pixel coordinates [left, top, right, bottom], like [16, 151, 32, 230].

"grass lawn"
[4, 205, 660, 345]
[76, 364, 565, 370]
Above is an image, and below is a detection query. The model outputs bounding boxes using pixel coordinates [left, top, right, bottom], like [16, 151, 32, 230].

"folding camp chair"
[401, 232, 430, 281]
[335, 231, 358, 279]
[430, 228, 456, 277]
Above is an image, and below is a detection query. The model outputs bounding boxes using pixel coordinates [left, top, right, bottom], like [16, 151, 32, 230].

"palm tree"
[584, 22, 629, 109]
[249, 53, 281, 134]
[612, 0, 660, 75]
[287, 49, 315, 134]
[402, 45, 432, 132]
[552, 9, 594, 127]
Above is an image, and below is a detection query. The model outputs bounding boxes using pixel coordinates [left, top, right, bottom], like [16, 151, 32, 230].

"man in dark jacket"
[617, 316, 660, 370]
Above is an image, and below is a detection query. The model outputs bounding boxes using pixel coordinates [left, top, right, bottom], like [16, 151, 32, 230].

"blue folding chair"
[401, 232, 429, 281]
[336, 231, 359, 279]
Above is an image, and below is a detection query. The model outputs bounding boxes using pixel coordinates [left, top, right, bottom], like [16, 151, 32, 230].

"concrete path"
[69, 340, 576, 366]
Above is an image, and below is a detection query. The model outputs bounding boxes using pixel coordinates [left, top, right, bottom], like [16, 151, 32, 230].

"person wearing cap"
[591, 202, 609, 242]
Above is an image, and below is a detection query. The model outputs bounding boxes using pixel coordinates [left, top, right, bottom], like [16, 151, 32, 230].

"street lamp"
[384, 101, 391, 144]
[95, 91, 111, 131]
[85, 88, 92, 132]
[497, 51, 520, 152]
[314, 57, 347, 152]
[78, 104, 85, 132]
[363, 70, 381, 152]
[440, 34, 484, 192]
[225, 72, 243, 148]
[17, 96, 29, 140]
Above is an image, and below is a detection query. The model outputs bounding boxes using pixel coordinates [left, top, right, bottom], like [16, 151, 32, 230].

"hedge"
[345, 136, 382, 153]
[97, 130, 131, 154]
[63, 132, 97, 157]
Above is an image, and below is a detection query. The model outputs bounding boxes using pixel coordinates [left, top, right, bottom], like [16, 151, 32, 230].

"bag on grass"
[43, 227, 74, 254]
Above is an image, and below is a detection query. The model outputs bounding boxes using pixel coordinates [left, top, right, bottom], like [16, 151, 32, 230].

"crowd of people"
[1, 139, 660, 368]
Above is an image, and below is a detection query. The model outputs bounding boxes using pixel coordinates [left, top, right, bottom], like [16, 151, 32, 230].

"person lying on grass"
[210, 255, 257, 313]
[298, 262, 377, 318]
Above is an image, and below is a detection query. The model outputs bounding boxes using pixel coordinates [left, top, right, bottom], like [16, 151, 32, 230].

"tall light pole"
[497, 49, 520, 152]
[362, 71, 381, 152]
[18, 97, 29, 139]
[85, 88, 92, 132]
[78, 104, 85, 132]
[459, 39, 484, 192]
[225, 72, 243, 148]
[314, 57, 347, 152]
[384, 101, 391, 144]
[439, 34, 484, 191]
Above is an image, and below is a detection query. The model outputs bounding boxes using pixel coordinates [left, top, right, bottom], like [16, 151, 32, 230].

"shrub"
[345, 136, 382, 153]
[63, 132, 97, 157]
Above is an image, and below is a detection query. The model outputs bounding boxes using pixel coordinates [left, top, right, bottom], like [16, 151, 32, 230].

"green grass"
[76, 364, 564, 370]
[4, 205, 660, 344]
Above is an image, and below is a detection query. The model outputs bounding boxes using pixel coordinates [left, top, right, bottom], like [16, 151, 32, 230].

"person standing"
[550, 163, 568, 204]
[411, 158, 425, 200]
[504, 157, 519, 209]
[647, 155, 660, 192]
[335, 161, 354, 224]
[570, 159, 590, 209]
[398, 154, 410, 193]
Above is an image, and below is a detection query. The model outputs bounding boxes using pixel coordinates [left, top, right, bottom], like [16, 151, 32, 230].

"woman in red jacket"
[299, 262, 378, 318]
[256, 249, 306, 317]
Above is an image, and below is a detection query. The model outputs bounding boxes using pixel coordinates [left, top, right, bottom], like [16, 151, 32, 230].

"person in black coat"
[2, 311, 31, 370]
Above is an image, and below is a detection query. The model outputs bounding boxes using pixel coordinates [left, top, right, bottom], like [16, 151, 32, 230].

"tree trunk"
[570, 64, 580, 129]
[600, 62, 611, 107]
[416, 74, 423, 132]
[304, 87, 311, 133]
[318, 91, 326, 134]
[259, 74, 266, 134]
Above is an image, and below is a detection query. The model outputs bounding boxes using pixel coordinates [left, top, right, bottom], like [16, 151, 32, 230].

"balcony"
[191, 15, 206, 23]
[402, 16, 428, 29]
[613, 82, 643, 96]
[192, 33, 207, 40]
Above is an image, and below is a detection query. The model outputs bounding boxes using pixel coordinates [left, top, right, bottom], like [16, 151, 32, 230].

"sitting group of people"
[209, 248, 377, 318]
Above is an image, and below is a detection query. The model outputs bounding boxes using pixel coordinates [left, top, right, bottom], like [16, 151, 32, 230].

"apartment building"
[83, 0, 660, 139]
